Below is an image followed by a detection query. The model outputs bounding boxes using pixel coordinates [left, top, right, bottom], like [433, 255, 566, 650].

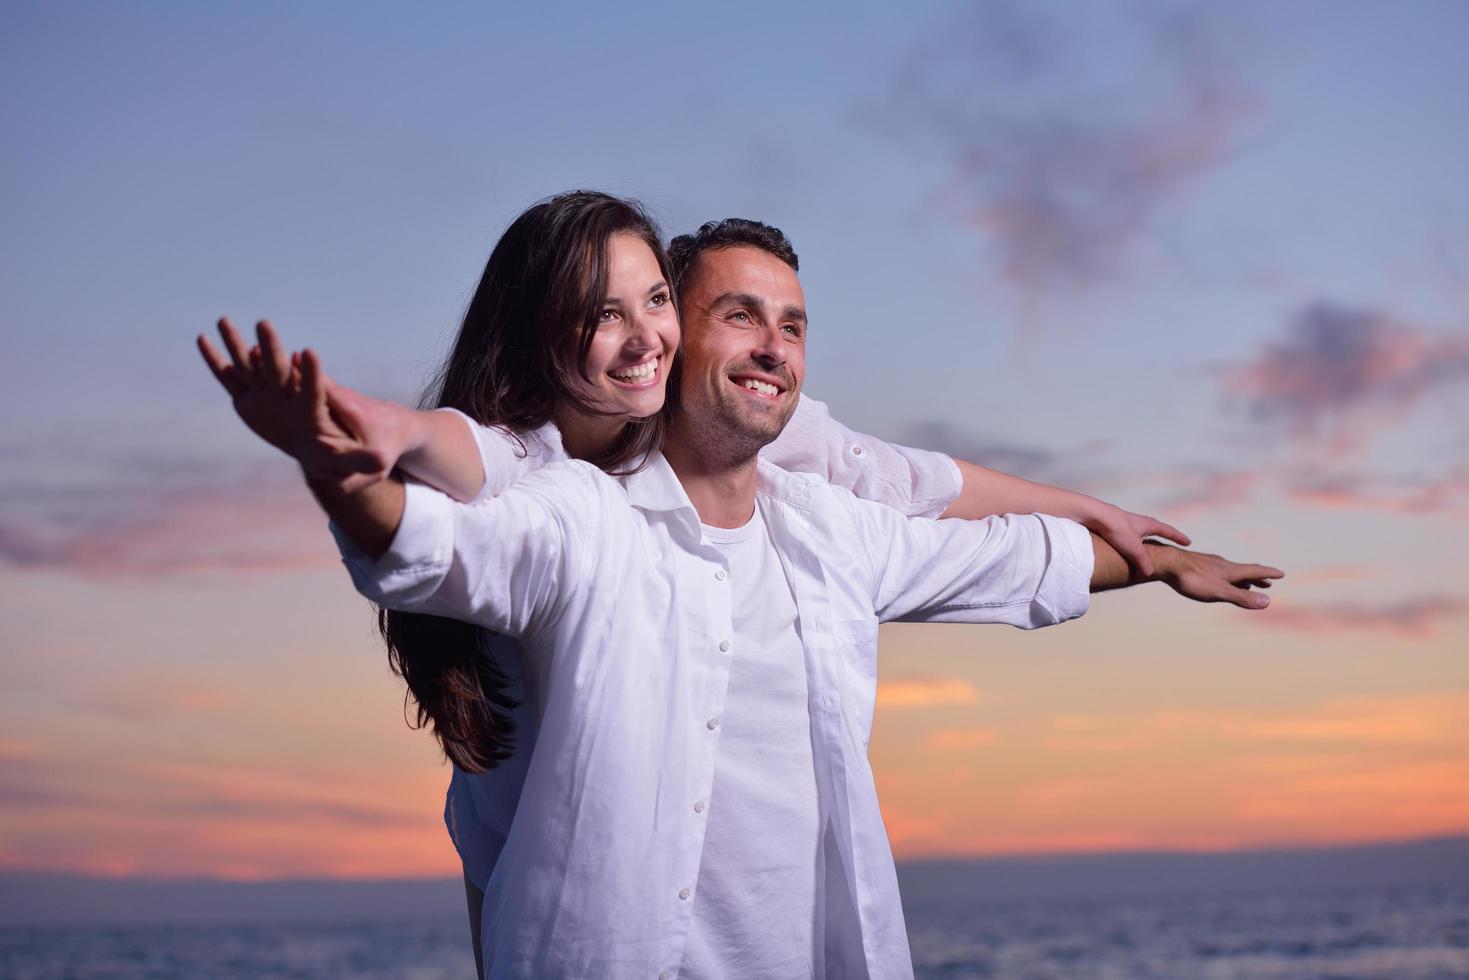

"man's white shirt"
[680, 508, 818, 978]
[333, 414, 1093, 978]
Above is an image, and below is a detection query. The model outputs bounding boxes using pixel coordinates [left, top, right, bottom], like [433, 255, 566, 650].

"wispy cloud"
[879, 2, 1259, 309]
[1288, 564, 1375, 586]
[900, 421, 1066, 483]
[1048, 692, 1469, 755]
[1220, 303, 1469, 457]
[66, 680, 227, 724]
[877, 677, 983, 710]
[1251, 597, 1467, 638]
[1, 749, 423, 829]
[929, 727, 1001, 751]
[1128, 465, 1261, 518]
[0, 441, 338, 578]
[1285, 467, 1469, 516]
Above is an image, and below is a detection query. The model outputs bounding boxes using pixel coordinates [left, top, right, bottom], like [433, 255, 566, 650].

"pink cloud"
[0, 461, 340, 579]
[1137, 466, 1261, 518]
[929, 727, 1001, 751]
[1221, 303, 1469, 458]
[1286, 468, 1469, 516]
[1249, 597, 1467, 638]
[877, 677, 983, 710]
[881, 3, 1259, 307]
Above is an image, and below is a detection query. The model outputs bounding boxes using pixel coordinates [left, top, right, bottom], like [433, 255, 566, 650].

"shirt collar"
[619, 451, 819, 539]
[616, 452, 708, 546]
[620, 452, 694, 514]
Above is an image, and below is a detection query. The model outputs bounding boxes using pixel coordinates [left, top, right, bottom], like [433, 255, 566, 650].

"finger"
[247, 345, 274, 390]
[1226, 585, 1271, 610]
[257, 320, 291, 387]
[1116, 538, 1153, 579]
[1146, 520, 1191, 547]
[325, 380, 366, 433]
[337, 470, 389, 495]
[196, 335, 244, 395]
[1234, 563, 1285, 582]
[301, 348, 327, 413]
[331, 447, 389, 475]
[216, 317, 253, 374]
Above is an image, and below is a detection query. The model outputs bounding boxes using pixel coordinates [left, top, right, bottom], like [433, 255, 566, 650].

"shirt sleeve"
[851, 496, 1093, 628]
[329, 462, 600, 638]
[760, 393, 962, 519]
[433, 408, 552, 505]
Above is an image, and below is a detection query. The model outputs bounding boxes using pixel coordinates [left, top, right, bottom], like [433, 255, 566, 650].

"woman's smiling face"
[560, 232, 680, 442]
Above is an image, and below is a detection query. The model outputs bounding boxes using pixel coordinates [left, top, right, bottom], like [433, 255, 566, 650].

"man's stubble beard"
[681, 378, 798, 470]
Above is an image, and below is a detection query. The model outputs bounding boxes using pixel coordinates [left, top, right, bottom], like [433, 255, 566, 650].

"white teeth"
[740, 379, 779, 397]
[610, 359, 657, 382]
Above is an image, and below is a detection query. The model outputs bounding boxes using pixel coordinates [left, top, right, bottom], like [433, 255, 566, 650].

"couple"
[199, 191, 1282, 979]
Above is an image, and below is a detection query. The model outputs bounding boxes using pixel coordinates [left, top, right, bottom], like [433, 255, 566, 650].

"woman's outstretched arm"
[198, 317, 488, 502]
[198, 317, 407, 556]
[942, 459, 1190, 578]
[772, 393, 1191, 579]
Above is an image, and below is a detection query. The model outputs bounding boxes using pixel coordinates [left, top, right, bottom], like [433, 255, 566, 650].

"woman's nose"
[626, 312, 660, 353]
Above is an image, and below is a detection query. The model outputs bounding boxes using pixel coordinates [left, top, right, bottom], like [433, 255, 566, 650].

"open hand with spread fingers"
[196, 318, 391, 494]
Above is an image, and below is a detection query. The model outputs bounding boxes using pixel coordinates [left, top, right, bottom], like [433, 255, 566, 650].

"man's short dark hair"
[667, 218, 799, 292]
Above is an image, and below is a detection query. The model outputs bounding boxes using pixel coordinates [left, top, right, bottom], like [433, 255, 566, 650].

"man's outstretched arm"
[1089, 533, 1283, 609]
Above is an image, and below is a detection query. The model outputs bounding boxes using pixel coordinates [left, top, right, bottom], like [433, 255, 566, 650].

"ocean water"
[2, 882, 1467, 979]
[904, 882, 1469, 979]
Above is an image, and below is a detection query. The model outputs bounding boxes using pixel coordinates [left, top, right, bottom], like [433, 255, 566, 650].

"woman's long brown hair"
[380, 191, 673, 772]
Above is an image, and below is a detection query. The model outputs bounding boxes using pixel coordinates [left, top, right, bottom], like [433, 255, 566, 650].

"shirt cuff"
[1032, 514, 1093, 625]
[432, 407, 496, 506]
[329, 479, 455, 604]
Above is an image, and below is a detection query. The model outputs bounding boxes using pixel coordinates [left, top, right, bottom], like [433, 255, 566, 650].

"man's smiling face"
[673, 245, 807, 461]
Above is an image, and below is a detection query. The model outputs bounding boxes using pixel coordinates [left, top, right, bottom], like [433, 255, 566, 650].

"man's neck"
[661, 433, 759, 529]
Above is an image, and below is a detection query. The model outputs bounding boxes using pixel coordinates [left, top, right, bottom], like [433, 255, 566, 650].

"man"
[320, 219, 1280, 977]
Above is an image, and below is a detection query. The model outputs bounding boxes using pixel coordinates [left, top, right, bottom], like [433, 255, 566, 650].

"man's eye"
[731, 311, 750, 323]
[782, 324, 803, 337]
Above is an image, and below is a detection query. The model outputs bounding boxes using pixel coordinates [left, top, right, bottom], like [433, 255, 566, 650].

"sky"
[2, 0, 1467, 880]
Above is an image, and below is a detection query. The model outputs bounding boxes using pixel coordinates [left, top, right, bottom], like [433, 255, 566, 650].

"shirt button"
[706, 718, 719, 731]
[659, 973, 670, 980]
[718, 640, 730, 652]
[851, 444, 864, 456]
[693, 800, 705, 813]
[715, 569, 726, 581]
[678, 887, 691, 900]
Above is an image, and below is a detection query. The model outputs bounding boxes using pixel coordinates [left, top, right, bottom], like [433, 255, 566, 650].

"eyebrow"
[603, 281, 670, 305]
[709, 291, 808, 323]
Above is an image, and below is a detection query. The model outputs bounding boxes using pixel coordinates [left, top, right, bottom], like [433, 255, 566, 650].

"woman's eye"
[649, 292, 669, 308]
[599, 309, 618, 323]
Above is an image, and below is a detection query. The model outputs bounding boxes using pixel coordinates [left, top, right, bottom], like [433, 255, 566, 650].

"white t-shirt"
[679, 507, 821, 979]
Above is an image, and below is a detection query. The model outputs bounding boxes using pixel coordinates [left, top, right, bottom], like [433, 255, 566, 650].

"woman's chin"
[605, 388, 666, 420]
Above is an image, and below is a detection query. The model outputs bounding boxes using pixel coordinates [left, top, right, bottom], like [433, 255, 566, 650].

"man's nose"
[750, 322, 786, 365]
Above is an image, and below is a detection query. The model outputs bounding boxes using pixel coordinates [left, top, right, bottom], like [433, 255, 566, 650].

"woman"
[199, 190, 1188, 975]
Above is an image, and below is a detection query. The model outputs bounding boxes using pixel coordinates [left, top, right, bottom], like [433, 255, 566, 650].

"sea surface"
[2, 881, 1467, 979]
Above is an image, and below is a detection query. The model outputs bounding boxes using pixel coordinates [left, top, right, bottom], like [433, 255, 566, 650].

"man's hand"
[197, 318, 391, 494]
[1090, 534, 1283, 609]
[1152, 544, 1283, 610]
